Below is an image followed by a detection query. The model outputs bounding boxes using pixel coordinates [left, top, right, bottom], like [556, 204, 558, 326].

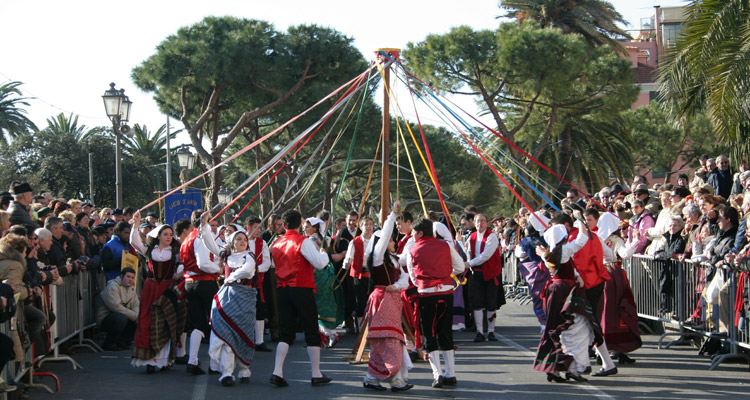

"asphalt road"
[28, 301, 750, 400]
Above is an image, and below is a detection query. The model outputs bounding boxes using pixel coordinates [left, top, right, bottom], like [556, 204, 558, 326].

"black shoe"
[443, 376, 457, 386]
[221, 376, 235, 387]
[565, 372, 588, 382]
[618, 354, 636, 365]
[175, 355, 188, 365]
[255, 342, 273, 352]
[346, 327, 356, 335]
[363, 382, 387, 391]
[409, 351, 420, 362]
[592, 367, 618, 377]
[146, 365, 156, 374]
[209, 368, 221, 375]
[187, 363, 206, 375]
[546, 373, 566, 383]
[432, 375, 444, 388]
[474, 333, 486, 342]
[269, 374, 288, 387]
[391, 383, 414, 392]
[311, 375, 332, 386]
[239, 377, 250, 384]
[487, 333, 498, 342]
[582, 366, 592, 374]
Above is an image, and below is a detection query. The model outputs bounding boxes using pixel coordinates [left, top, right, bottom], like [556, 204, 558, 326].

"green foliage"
[0, 81, 37, 144]
[132, 16, 371, 206]
[658, 0, 750, 156]
[622, 101, 727, 181]
[500, 0, 631, 51]
[0, 128, 155, 208]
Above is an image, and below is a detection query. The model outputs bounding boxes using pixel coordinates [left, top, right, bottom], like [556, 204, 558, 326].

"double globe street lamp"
[101, 83, 133, 208]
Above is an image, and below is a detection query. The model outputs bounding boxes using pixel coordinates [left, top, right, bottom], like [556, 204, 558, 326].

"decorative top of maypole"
[375, 48, 400, 62]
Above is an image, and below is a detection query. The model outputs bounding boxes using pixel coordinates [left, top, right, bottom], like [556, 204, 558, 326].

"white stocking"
[272, 342, 289, 377]
[428, 350, 442, 379]
[255, 320, 265, 344]
[307, 346, 322, 378]
[595, 341, 616, 370]
[177, 332, 187, 357]
[487, 311, 497, 333]
[442, 349, 456, 378]
[188, 329, 204, 365]
[473, 309, 484, 334]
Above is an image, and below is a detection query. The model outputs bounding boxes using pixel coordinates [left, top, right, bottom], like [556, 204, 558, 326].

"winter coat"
[8, 201, 38, 228]
[96, 276, 139, 324]
[0, 241, 28, 301]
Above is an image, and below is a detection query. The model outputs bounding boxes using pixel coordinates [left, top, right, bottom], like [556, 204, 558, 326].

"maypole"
[378, 48, 399, 222]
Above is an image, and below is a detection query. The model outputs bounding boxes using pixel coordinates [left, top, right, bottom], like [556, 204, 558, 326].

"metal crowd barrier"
[502, 253, 533, 305]
[624, 254, 750, 370]
[37, 269, 102, 371]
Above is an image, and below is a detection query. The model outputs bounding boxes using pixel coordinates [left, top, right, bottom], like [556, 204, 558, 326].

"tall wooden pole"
[377, 48, 399, 223]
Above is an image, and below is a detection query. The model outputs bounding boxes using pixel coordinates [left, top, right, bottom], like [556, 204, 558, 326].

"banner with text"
[164, 189, 202, 227]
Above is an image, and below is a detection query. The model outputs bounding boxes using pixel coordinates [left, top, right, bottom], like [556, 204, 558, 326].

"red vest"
[251, 237, 265, 291]
[272, 230, 316, 290]
[349, 235, 370, 279]
[409, 236, 454, 292]
[571, 227, 610, 289]
[468, 230, 503, 282]
[180, 229, 218, 282]
[396, 234, 411, 255]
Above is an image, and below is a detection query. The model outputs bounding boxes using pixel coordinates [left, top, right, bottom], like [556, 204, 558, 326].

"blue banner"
[164, 189, 202, 227]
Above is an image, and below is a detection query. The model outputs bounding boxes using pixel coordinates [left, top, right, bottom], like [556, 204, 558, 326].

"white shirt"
[343, 234, 372, 269]
[465, 229, 499, 268]
[194, 227, 220, 275]
[223, 251, 256, 284]
[300, 236, 330, 271]
[368, 212, 409, 290]
[405, 238, 465, 293]
[130, 227, 183, 274]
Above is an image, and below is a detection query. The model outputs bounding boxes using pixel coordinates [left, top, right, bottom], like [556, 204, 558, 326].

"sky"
[0, 0, 688, 146]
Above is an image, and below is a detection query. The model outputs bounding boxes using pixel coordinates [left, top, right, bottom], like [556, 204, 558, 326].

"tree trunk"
[555, 122, 573, 195]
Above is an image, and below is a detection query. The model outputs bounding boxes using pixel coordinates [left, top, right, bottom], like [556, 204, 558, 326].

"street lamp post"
[176, 145, 195, 194]
[102, 83, 132, 208]
[217, 187, 232, 224]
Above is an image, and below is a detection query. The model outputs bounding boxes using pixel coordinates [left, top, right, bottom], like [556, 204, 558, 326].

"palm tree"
[0, 81, 37, 144]
[658, 0, 750, 155]
[121, 123, 178, 165]
[44, 113, 95, 142]
[500, 0, 631, 51]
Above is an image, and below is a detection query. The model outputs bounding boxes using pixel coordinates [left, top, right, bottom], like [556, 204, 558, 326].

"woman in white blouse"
[129, 212, 184, 373]
[200, 212, 260, 387]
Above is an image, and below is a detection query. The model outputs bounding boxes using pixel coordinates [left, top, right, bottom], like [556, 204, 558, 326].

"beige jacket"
[0, 242, 28, 301]
[97, 276, 139, 324]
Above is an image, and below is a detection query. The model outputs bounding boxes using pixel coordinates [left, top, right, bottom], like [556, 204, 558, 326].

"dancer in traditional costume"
[200, 212, 265, 386]
[406, 217, 465, 389]
[361, 202, 413, 392]
[245, 217, 273, 352]
[180, 212, 220, 375]
[533, 215, 607, 383]
[597, 213, 642, 364]
[343, 216, 374, 331]
[304, 217, 344, 348]
[515, 211, 551, 329]
[269, 210, 332, 387]
[130, 213, 186, 373]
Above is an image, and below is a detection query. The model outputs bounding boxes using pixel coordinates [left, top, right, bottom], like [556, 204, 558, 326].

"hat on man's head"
[146, 212, 158, 219]
[112, 208, 124, 216]
[91, 226, 107, 236]
[11, 182, 32, 195]
[82, 201, 93, 208]
[634, 183, 650, 195]
[139, 222, 152, 230]
[100, 221, 115, 229]
[62, 222, 77, 233]
[37, 207, 53, 218]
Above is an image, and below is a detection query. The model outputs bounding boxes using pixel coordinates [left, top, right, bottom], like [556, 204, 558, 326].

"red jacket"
[570, 227, 610, 289]
[272, 230, 315, 289]
[468, 230, 503, 282]
[349, 235, 370, 279]
[410, 236, 454, 292]
[180, 229, 218, 282]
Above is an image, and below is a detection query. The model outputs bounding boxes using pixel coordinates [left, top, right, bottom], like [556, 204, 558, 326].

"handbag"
[706, 268, 725, 305]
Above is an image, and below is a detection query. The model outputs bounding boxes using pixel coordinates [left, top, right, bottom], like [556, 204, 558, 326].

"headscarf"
[543, 225, 568, 252]
[596, 212, 621, 242]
